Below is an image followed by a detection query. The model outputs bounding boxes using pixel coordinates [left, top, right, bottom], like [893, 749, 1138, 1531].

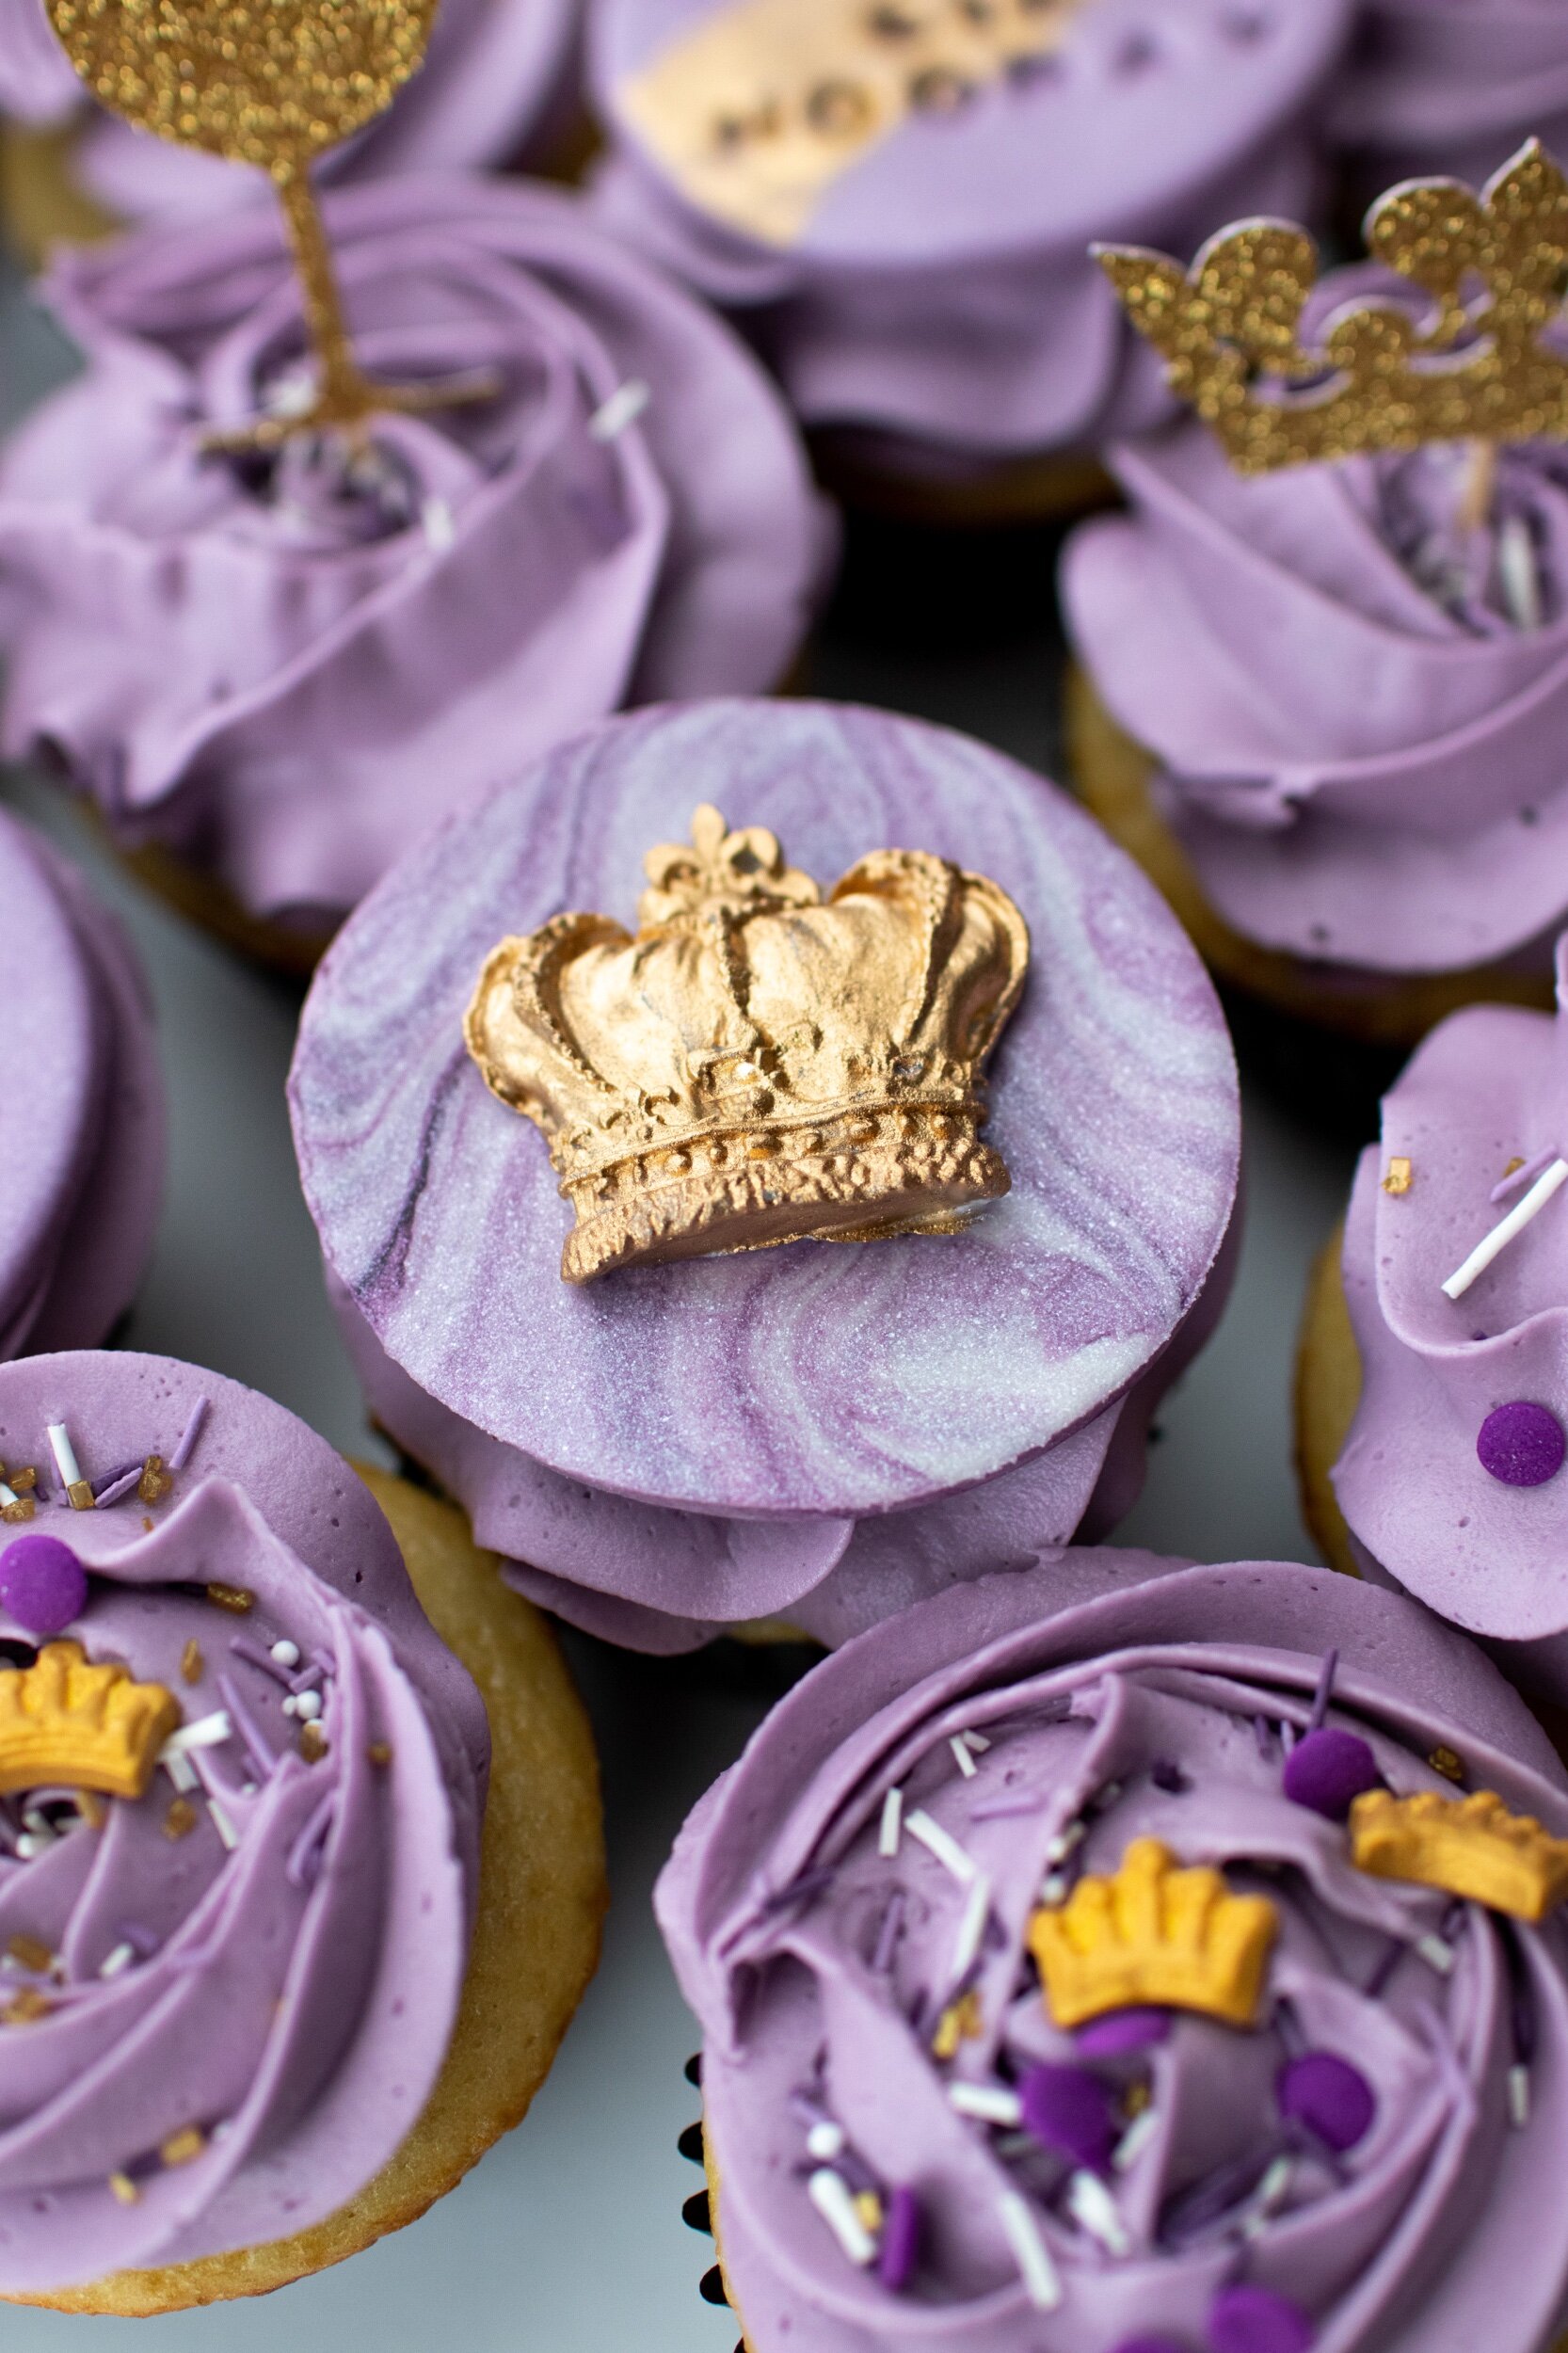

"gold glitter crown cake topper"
[466, 804, 1031, 1284]
[1029, 1838, 1279, 2030]
[0, 1641, 181, 1802]
[1097, 138, 1568, 474]
[45, 0, 475, 448]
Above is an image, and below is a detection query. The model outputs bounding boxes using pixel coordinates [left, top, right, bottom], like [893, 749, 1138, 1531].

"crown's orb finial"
[0, 1641, 182, 1802]
[0, 1535, 87, 1639]
[1029, 1838, 1279, 2031]
[1098, 138, 1568, 473]
[1351, 1787, 1568, 1920]
[42, 0, 470, 453]
[466, 806, 1031, 1283]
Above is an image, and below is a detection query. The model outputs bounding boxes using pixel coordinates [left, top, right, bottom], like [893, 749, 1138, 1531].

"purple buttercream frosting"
[657, 1549, 1568, 2352]
[1329, 0, 1568, 193]
[1336, 934, 1568, 1701]
[0, 0, 582, 205]
[0, 808, 164, 1360]
[584, 0, 1351, 472]
[0, 176, 833, 928]
[290, 699, 1240, 1651]
[0, 1348, 488, 2292]
[1063, 363, 1568, 977]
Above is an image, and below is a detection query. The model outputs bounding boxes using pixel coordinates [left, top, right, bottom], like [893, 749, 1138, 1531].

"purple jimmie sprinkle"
[1365, 1938, 1407, 1999]
[968, 1790, 1046, 1821]
[1253, 1717, 1274, 1759]
[229, 1636, 294, 1687]
[289, 1663, 326, 1696]
[1307, 1649, 1338, 1734]
[872, 1891, 905, 1975]
[93, 1465, 144, 1508]
[216, 1673, 278, 1783]
[876, 2185, 920, 2292]
[285, 1793, 337, 1889]
[758, 1867, 836, 1917]
[116, 1923, 160, 1960]
[168, 1397, 209, 1473]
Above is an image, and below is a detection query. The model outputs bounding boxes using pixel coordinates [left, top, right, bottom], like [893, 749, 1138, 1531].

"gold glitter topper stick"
[1096, 138, 1568, 475]
[46, 0, 467, 448]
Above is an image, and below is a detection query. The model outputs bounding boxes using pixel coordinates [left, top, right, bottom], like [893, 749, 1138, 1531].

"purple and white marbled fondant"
[584, 0, 1351, 477]
[0, 808, 163, 1360]
[0, 177, 833, 931]
[1063, 391, 1568, 981]
[0, 0, 582, 212]
[659, 1549, 1568, 2352]
[1336, 935, 1568, 1705]
[1329, 0, 1568, 197]
[290, 700, 1240, 1650]
[0, 1349, 488, 2291]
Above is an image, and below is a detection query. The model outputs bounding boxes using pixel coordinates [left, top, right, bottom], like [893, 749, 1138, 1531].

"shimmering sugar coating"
[291, 701, 1239, 1518]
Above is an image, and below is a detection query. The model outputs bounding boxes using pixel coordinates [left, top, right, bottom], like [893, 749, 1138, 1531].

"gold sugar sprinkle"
[205, 1584, 254, 1615]
[107, 2171, 140, 2206]
[8, 1469, 35, 1495]
[931, 1987, 983, 2059]
[854, 2189, 884, 2234]
[6, 1933, 53, 1975]
[164, 1797, 198, 1841]
[1504, 1158, 1526, 1179]
[181, 1639, 204, 1686]
[299, 1722, 328, 1765]
[141, 1518, 154, 1534]
[1383, 1158, 1414, 1196]
[75, 1789, 105, 1830]
[137, 1454, 173, 1506]
[1429, 1746, 1466, 1785]
[1123, 2078, 1152, 2119]
[2, 1987, 52, 2025]
[159, 2126, 206, 2169]
[366, 1740, 392, 1768]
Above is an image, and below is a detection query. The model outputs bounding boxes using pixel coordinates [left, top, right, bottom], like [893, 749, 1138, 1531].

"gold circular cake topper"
[44, 0, 478, 448]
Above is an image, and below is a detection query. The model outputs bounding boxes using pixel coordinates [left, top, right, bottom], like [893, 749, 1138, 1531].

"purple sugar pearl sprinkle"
[1208, 2285, 1314, 2353]
[1477, 1401, 1566, 1488]
[1276, 2052, 1375, 2154]
[876, 2185, 920, 2292]
[1076, 2008, 1170, 2056]
[1282, 1727, 1381, 1821]
[1019, 2063, 1117, 2170]
[0, 1534, 88, 1637]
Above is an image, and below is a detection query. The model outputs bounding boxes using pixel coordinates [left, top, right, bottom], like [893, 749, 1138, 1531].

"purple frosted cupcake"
[1062, 267, 1568, 1043]
[660, 1545, 1568, 2351]
[289, 698, 1240, 1654]
[1298, 935, 1568, 1720]
[0, 808, 163, 1359]
[0, 0, 584, 252]
[1330, 0, 1568, 200]
[0, 1347, 602, 2310]
[584, 0, 1352, 516]
[0, 175, 833, 968]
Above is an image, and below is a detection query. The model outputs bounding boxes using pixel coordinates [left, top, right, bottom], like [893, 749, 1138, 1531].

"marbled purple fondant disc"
[291, 701, 1238, 1519]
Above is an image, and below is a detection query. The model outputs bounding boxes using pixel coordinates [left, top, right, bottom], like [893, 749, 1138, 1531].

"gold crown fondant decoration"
[0, 1641, 181, 1802]
[618, 0, 1090, 248]
[1028, 1837, 1279, 2029]
[1098, 139, 1568, 474]
[1351, 1787, 1568, 1922]
[466, 804, 1030, 1284]
[45, 0, 470, 450]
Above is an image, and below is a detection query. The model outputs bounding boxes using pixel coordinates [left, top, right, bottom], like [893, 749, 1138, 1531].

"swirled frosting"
[1063, 380, 1568, 976]
[0, 0, 581, 205]
[291, 699, 1240, 1651]
[0, 1347, 487, 2292]
[0, 176, 832, 928]
[585, 0, 1350, 473]
[0, 809, 163, 1360]
[659, 1549, 1568, 2352]
[1336, 934, 1568, 1698]
[1329, 0, 1568, 194]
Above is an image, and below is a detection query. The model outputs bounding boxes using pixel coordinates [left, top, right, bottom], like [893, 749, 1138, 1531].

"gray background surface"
[0, 261, 1366, 2349]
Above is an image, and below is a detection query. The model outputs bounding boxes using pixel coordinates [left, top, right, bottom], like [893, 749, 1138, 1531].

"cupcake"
[660, 1545, 1568, 2351]
[290, 697, 1240, 1655]
[1330, 0, 1568, 203]
[1297, 934, 1568, 1716]
[0, 0, 584, 259]
[0, 174, 834, 971]
[584, 0, 1352, 520]
[1062, 146, 1568, 1045]
[1, 806, 163, 1359]
[0, 1345, 603, 2310]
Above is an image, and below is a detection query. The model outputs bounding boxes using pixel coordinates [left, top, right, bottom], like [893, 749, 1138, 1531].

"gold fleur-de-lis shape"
[46, 0, 484, 449]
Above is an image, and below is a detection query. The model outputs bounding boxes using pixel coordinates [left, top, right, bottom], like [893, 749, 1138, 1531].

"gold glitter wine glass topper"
[45, 0, 476, 448]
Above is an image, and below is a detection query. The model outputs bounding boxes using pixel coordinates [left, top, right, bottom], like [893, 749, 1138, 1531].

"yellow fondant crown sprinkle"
[1029, 1837, 1278, 2030]
[1098, 139, 1568, 474]
[1351, 1788, 1568, 1922]
[0, 1643, 181, 1803]
[467, 805, 1030, 1284]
